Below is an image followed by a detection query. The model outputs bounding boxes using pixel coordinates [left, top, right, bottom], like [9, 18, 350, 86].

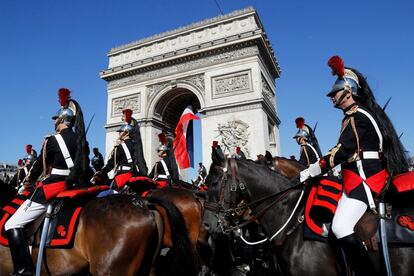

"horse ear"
[239, 150, 247, 160]
[265, 151, 273, 162]
[211, 141, 225, 166]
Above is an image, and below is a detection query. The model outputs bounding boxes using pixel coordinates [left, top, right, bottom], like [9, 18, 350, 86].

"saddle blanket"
[0, 185, 108, 248]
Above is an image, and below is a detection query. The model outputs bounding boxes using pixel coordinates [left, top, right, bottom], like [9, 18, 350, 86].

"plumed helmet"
[52, 88, 76, 126]
[293, 117, 310, 141]
[326, 56, 360, 97]
[157, 144, 169, 152]
[24, 144, 37, 163]
[18, 159, 24, 167]
[117, 108, 133, 133]
[293, 128, 310, 141]
[157, 133, 169, 152]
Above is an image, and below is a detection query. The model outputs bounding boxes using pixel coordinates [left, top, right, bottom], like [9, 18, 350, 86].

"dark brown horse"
[0, 192, 197, 275]
[205, 152, 414, 275]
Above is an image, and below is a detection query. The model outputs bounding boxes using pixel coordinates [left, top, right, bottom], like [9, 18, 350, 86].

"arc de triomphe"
[100, 7, 281, 168]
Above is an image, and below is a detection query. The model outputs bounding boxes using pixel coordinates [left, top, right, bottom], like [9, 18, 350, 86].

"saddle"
[0, 185, 109, 248]
[356, 190, 414, 250]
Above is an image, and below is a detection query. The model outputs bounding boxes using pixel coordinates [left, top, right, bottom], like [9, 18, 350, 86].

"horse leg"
[0, 245, 13, 275]
[148, 210, 164, 276]
[390, 247, 414, 276]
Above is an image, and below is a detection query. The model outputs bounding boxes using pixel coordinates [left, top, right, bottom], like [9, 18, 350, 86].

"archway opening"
[154, 88, 202, 181]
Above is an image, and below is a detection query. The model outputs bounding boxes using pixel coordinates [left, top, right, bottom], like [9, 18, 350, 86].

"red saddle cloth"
[0, 185, 109, 248]
[127, 176, 160, 196]
[305, 176, 343, 237]
[393, 171, 414, 193]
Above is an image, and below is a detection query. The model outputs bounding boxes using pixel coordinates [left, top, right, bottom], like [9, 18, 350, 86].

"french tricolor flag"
[173, 105, 199, 169]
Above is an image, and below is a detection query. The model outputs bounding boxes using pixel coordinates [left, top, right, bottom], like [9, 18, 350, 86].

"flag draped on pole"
[173, 105, 199, 169]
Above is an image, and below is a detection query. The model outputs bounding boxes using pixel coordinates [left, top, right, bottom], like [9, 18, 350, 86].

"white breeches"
[4, 199, 46, 231]
[331, 192, 367, 239]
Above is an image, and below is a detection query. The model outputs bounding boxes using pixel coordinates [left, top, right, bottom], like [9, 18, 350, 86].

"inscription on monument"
[111, 93, 141, 117]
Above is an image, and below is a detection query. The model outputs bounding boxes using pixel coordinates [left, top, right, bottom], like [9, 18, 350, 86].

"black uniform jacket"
[320, 104, 385, 193]
[299, 144, 320, 167]
[103, 138, 135, 175]
[29, 128, 78, 202]
[149, 156, 172, 180]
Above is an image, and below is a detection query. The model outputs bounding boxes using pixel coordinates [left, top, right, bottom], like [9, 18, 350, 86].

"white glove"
[299, 161, 322, 183]
[300, 169, 311, 183]
[308, 161, 322, 177]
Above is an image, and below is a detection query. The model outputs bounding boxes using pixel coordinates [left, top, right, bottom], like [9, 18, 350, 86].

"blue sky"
[0, 1, 413, 178]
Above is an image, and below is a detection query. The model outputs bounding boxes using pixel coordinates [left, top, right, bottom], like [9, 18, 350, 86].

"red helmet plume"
[58, 88, 71, 107]
[18, 159, 24, 166]
[212, 141, 219, 148]
[158, 133, 167, 145]
[26, 144, 33, 154]
[236, 146, 241, 155]
[328, 56, 345, 78]
[295, 117, 305, 129]
[123, 108, 133, 124]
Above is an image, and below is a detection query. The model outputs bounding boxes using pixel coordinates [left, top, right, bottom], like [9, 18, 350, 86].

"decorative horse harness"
[204, 158, 305, 244]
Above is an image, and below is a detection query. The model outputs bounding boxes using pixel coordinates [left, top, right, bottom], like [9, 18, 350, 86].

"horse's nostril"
[203, 222, 210, 230]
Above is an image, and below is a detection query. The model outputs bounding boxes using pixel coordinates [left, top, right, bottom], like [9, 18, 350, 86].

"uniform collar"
[343, 103, 358, 115]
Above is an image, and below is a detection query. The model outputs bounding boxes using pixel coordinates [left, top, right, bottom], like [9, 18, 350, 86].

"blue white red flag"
[173, 106, 199, 169]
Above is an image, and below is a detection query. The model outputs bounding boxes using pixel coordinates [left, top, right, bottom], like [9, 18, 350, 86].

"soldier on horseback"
[300, 56, 409, 275]
[100, 108, 148, 190]
[293, 117, 322, 167]
[4, 88, 91, 276]
[149, 133, 178, 188]
[9, 145, 37, 193]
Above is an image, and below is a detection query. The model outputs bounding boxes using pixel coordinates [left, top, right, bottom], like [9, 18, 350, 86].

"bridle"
[204, 158, 304, 239]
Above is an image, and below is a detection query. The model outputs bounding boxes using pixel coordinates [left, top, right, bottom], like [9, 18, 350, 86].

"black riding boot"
[6, 228, 34, 276]
[339, 233, 376, 276]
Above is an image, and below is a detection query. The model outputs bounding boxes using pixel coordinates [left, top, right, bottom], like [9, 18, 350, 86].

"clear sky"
[0, 1, 413, 178]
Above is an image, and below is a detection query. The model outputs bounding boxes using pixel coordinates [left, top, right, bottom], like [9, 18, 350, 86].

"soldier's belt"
[361, 151, 380, 159]
[51, 168, 70, 176]
[117, 166, 131, 171]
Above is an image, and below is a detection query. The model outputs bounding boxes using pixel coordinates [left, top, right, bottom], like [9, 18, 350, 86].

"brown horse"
[267, 156, 305, 178]
[0, 192, 197, 276]
[147, 186, 204, 276]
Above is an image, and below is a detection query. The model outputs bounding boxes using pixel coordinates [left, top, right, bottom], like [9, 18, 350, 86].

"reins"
[205, 158, 305, 244]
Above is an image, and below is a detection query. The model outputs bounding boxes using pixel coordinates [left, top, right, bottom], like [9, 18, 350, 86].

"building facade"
[100, 7, 281, 168]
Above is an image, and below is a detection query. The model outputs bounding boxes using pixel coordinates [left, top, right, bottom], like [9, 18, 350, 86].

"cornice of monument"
[100, 7, 280, 80]
[109, 7, 257, 54]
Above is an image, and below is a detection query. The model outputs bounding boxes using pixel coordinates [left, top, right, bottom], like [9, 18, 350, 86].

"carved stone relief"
[146, 74, 205, 103]
[212, 70, 252, 98]
[216, 119, 250, 156]
[261, 75, 275, 105]
[111, 93, 141, 118]
[108, 46, 259, 90]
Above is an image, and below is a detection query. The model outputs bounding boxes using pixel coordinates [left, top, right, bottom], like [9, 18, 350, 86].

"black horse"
[204, 148, 414, 276]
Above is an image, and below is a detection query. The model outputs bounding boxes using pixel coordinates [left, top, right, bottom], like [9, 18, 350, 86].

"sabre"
[382, 97, 392, 111]
[313, 121, 318, 133]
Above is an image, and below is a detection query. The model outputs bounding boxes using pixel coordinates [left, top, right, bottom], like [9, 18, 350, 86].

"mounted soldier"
[4, 88, 91, 275]
[90, 147, 104, 173]
[192, 162, 207, 188]
[100, 108, 148, 190]
[149, 133, 179, 188]
[12, 145, 38, 194]
[293, 117, 322, 167]
[300, 56, 409, 275]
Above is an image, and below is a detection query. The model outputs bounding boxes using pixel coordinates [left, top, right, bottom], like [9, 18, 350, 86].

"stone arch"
[146, 82, 205, 130]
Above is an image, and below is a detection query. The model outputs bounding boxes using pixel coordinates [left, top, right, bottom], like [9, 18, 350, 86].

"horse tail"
[147, 196, 199, 276]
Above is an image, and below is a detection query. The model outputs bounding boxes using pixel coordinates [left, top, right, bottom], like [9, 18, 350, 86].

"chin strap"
[334, 90, 351, 108]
